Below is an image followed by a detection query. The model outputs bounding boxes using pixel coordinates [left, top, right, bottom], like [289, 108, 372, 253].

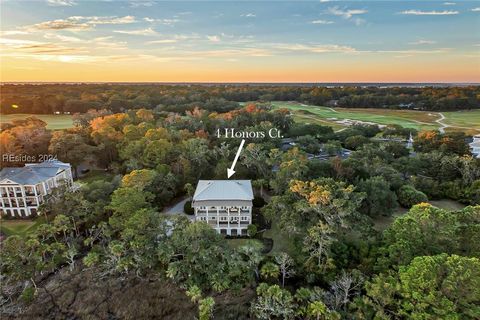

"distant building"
[399, 102, 415, 109]
[314, 146, 352, 161]
[0, 161, 73, 217]
[470, 134, 480, 158]
[372, 132, 415, 149]
[406, 132, 414, 149]
[192, 180, 254, 236]
[280, 138, 296, 151]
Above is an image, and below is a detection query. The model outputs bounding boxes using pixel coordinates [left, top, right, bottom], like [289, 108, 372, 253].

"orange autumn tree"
[90, 113, 131, 164]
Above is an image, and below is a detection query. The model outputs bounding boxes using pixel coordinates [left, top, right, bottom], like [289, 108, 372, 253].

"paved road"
[436, 112, 448, 133]
[163, 197, 195, 221]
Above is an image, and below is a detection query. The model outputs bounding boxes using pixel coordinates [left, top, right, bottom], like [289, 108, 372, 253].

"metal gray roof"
[470, 141, 480, 148]
[0, 161, 70, 185]
[193, 180, 254, 201]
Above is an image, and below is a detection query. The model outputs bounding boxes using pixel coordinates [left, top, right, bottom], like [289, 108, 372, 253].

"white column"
[237, 207, 240, 230]
[33, 185, 39, 207]
[6, 187, 12, 208]
[21, 186, 26, 210]
[0, 187, 5, 208]
[227, 208, 231, 233]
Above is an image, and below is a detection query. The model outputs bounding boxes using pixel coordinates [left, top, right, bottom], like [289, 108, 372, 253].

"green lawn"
[77, 170, 114, 184]
[372, 207, 408, 232]
[1, 114, 74, 130]
[429, 199, 466, 211]
[227, 238, 263, 250]
[262, 219, 296, 256]
[270, 101, 480, 133]
[0, 216, 46, 238]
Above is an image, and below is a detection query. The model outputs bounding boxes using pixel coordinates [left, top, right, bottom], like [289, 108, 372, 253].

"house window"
[210, 217, 216, 220]
[241, 216, 249, 221]
[220, 216, 227, 221]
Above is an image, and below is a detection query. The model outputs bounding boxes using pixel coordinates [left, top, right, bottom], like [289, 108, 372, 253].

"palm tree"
[253, 179, 268, 197]
[307, 301, 328, 320]
[260, 262, 280, 281]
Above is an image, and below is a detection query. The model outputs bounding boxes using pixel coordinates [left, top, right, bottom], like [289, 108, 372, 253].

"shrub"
[397, 185, 428, 208]
[21, 287, 35, 304]
[463, 180, 480, 205]
[357, 176, 397, 217]
[344, 135, 370, 150]
[184, 201, 194, 215]
[412, 176, 442, 199]
[440, 180, 463, 201]
[247, 224, 258, 237]
[253, 196, 266, 208]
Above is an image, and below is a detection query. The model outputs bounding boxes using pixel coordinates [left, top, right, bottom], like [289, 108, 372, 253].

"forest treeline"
[1, 103, 480, 319]
[1, 84, 479, 114]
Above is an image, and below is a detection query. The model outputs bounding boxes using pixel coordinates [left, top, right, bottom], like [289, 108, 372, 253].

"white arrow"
[227, 139, 245, 179]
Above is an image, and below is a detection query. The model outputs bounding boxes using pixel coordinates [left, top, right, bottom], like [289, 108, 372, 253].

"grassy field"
[271, 101, 480, 133]
[1, 114, 74, 130]
[442, 110, 480, 130]
[0, 216, 46, 238]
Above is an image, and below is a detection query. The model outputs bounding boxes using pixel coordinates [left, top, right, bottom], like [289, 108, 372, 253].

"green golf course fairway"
[1, 114, 74, 130]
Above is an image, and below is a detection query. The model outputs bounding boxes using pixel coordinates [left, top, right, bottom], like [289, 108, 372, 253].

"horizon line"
[2, 81, 479, 85]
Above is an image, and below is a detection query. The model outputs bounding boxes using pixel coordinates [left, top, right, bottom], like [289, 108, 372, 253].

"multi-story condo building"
[470, 134, 480, 159]
[0, 160, 73, 217]
[192, 180, 254, 236]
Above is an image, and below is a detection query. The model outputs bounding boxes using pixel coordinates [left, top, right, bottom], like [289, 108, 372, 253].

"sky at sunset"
[0, 0, 479, 83]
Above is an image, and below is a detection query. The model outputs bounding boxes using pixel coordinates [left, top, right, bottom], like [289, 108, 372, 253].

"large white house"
[470, 134, 480, 159]
[192, 180, 254, 236]
[0, 160, 73, 217]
